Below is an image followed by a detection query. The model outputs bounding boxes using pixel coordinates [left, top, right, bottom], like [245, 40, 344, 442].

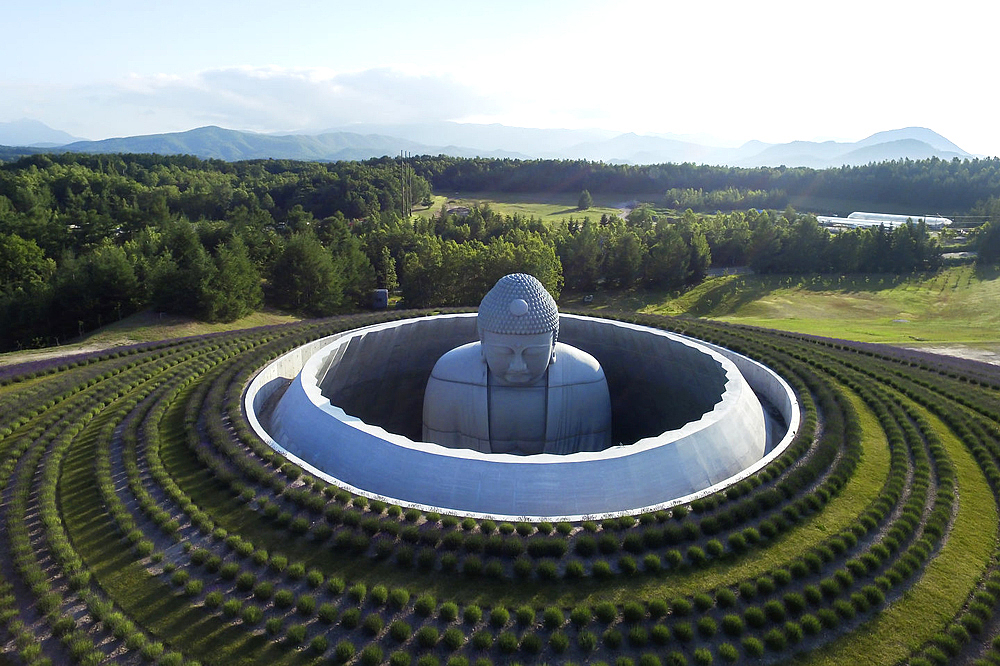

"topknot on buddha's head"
[477, 273, 559, 341]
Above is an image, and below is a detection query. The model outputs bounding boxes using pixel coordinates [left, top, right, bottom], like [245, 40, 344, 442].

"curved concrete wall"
[246, 314, 800, 521]
[315, 315, 724, 444]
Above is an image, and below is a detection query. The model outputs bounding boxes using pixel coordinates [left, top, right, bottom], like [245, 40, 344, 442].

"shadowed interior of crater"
[319, 315, 728, 446]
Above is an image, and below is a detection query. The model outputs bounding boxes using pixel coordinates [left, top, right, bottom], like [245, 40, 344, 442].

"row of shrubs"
[3, 309, 995, 665]
[671, 315, 996, 665]
[170, 318, 856, 586]
[110, 317, 942, 662]
[2, 340, 218, 666]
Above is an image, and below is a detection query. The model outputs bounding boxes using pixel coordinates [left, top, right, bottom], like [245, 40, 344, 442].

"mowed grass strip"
[59, 369, 278, 666]
[579, 389, 891, 607]
[792, 405, 998, 666]
[162, 365, 888, 609]
[158, 384, 541, 605]
[144, 379, 307, 666]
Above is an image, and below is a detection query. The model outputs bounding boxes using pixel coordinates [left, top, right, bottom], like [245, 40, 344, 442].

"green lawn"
[554, 390, 892, 608]
[81, 308, 303, 344]
[415, 190, 934, 223]
[415, 191, 658, 225]
[793, 406, 998, 665]
[564, 265, 1000, 346]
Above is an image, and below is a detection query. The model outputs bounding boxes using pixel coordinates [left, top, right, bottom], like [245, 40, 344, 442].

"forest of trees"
[0, 153, 997, 351]
[408, 155, 1000, 215]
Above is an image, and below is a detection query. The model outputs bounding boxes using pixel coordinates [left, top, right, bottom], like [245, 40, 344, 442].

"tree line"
[1, 153, 997, 351]
[409, 155, 1000, 215]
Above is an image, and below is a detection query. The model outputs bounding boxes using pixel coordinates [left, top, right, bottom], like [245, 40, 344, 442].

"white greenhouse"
[817, 211, 952, 229]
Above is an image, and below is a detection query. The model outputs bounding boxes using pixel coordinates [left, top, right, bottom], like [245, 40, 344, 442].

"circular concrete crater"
[246, 314, 799, 520]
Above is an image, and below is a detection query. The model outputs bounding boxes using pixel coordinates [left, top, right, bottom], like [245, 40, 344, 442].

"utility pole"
[399, 151, 412, 218]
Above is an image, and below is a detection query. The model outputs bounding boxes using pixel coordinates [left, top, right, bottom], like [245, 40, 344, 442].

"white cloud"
[1, 67, 503, 139]
[1, 0, 999, 156]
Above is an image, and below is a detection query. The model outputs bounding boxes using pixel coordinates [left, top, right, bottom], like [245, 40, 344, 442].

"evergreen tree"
[320, 215, 375, 306]
[644, 226, 688, 289]
[202, 236, 262, 322]
[748, 212, 782, 273]
[269, 232, 343, 316]
[606, 230, 644, 288]
[0, 232, 54, 295]
[977, 221, 1000, 264]
[50, 242, 141, 335]
[377, 246, 398, 292]
[149, 221, 215, 316]
[557, 218, 603, 290]
[400, 235, 444, 308]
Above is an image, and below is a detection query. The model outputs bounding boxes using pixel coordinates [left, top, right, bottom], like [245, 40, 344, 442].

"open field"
[415, 191, 661, 224]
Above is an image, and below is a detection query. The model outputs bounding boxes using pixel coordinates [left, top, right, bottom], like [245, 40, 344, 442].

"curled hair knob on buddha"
[477, 273, 559, 340]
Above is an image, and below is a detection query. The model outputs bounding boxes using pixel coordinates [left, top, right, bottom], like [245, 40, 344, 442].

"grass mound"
[1, 308, 999, 665]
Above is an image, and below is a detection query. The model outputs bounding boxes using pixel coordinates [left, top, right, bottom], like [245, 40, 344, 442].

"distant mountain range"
[0, 119, 976, 168]
[0, 119, 84, 147]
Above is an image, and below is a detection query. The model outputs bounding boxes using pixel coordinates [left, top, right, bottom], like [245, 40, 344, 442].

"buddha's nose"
[509, 352, 527, 372]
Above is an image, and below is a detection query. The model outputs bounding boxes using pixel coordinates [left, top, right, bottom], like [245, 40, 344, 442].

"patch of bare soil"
[906, 344, 1000, 366]
[0, 341, 120, 367]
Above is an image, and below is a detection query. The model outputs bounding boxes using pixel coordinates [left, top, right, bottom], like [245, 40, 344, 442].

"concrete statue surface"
[422, 274, 613, 455]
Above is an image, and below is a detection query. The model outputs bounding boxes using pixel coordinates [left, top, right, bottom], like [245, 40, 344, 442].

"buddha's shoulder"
[428, 342, 487, 383]
[552, 343, 606, 382]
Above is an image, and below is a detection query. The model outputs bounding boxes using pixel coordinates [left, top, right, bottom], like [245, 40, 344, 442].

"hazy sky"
[3, 0, 997, 154]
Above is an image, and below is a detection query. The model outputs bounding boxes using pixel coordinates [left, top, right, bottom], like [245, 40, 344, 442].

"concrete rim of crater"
[245, 313, 800, 521]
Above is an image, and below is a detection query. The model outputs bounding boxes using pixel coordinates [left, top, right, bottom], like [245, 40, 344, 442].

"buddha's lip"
[503, 372, 535, 383]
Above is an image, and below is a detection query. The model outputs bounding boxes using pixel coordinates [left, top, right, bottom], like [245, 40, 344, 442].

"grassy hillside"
[4, 310, 1000, 665]
[562, 265, 1000, 346]
[0, 309, 303, 367]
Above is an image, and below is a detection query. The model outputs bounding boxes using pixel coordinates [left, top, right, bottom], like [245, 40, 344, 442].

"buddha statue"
[422, 273, 613, 455]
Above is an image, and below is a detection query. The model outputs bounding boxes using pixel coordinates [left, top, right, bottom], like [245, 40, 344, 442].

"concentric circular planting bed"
[1, 308, 1000, 666]
[247, 314, 797, 520]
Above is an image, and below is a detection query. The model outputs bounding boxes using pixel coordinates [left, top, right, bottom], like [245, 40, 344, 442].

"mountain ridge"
[0, 121, 977, 168]
[0, 119, 85, 147]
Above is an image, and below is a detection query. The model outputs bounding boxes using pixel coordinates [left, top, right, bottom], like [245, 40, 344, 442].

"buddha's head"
[477, 274, 559, 385]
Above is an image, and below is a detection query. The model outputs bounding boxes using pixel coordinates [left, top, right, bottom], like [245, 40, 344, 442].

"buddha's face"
[481, 330, 555, 385]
